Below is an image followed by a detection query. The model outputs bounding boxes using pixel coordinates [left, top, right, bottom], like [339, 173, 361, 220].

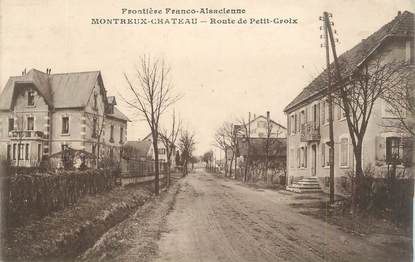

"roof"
[108, 106, 130, 122]
[0, 68, 129, 122]
[123, 140, 152, 158]
[237, 137, 287, 157]
[234, 115, 287, 130]
[0, 69, 101, 110]
[284, 11, 414, 113]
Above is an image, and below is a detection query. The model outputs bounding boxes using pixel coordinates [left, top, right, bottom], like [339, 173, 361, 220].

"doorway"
[311, 144, 317, 176]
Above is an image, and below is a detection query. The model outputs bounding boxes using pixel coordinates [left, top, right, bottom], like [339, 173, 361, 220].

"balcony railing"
[9, 130, 47, 140]
[300, 122, 321, 142]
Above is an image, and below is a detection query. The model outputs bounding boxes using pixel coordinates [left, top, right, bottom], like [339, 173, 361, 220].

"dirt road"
[154, 170, 410, 262]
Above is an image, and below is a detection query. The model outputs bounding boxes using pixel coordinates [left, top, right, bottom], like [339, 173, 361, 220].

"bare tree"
[333, 56, 411, 205]
[213, 122, 235, 177]
[85, 110, 106, 169]
[382, 67, 415, 137]
[160, 110, 182, 187]
[263, 112, 285, 185]
[237, 113, 252, 183]
[202, 150, 213, 169]
[123, 55, 180, 195]
[178, 130, 196, 177]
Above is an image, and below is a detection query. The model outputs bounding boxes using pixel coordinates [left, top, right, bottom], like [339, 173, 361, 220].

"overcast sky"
[0, 0, 413, 155]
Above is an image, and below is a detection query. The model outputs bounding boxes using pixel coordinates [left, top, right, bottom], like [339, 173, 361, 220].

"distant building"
[284, 11, 414, 192]
[0, 68, 129, 167]
[234, 111, 287, 173]
[234, 112, 287, 139]
[142, 133, 178, 168]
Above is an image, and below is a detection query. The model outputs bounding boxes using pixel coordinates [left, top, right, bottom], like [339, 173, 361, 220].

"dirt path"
[153, 170, 410, 262]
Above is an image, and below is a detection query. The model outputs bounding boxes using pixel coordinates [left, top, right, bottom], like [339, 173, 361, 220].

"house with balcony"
[284, 11, 414, 193]
[0, 68, 129, 168]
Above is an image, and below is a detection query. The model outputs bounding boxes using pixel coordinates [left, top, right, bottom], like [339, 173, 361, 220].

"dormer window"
[93, 93, 98, 110]
[108, 105, 114, 114]
[28, 90, 35, 106]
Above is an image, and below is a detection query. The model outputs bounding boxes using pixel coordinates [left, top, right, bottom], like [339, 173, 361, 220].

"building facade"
[284, 11, 414, 192]
[0, 69, 129, 167]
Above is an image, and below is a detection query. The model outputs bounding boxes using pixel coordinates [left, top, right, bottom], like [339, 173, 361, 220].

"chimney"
[266, 111, 270, 120]
[397, 11, 402, 16]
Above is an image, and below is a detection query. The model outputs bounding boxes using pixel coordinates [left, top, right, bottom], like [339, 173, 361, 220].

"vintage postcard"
[0, 0, 413, 261]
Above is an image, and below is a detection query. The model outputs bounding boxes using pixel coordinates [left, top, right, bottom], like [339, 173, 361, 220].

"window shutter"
[402, 137, 413, 167]
[305, 107, 308, 123]
[321, 101, 325, 125]
[375, 136, 386, 161]
[321, 143, 325, 167]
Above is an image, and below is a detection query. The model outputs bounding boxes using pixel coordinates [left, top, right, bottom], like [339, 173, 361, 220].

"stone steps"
[286, 177, 322, 193]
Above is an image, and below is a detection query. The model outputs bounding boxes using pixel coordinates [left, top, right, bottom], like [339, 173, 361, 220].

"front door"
[311, 144, 317, 176]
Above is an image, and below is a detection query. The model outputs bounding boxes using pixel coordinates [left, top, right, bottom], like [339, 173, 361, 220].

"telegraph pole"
[321, 12, 335, 204]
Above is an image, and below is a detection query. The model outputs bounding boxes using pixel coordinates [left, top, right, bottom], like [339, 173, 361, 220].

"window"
[93, 93, 98, 110]
[92, 117, 97, 138]
[290, 115, 295, 134]
[120, 127, 124, 143]
[300, 146, 307, 168]
[258, 132, 265, 138]
[159, 148, 166, 154]
[386, 137, 402, 164]
[19, 144, 24, 160]
[62, 117, 69, 134]
[110, 148, 114, 160]
[300, 110, 305, 128]
[295, 113, 299, 132]
[28, 90, 35, 106]
[13, 144, 16, 160]
[325, 102, 330, 123]
[27, 117, 34, 130]
[92, 144, 96, 156]
[340, 137, 349, 167]
[297, 148, 301, 168]
[321, 142, 332, 167]
[25, 144, 29, 160]
[8, 118, 14, 132]
[7, 145, 11, 161]
[110, 125, 114, 142]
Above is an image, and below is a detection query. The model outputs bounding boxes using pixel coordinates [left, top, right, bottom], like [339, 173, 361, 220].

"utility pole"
[322, 12, 335, 204]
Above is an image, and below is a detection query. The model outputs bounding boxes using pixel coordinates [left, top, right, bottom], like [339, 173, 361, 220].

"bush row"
[2, 169, 119, 227]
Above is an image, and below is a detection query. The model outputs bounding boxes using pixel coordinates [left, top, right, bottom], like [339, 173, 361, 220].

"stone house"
[0, 68, 129, 168]
[284, 11, 414, 193]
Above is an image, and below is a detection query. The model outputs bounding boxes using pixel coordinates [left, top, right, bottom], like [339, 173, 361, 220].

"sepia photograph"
[0, 0, 414, 261]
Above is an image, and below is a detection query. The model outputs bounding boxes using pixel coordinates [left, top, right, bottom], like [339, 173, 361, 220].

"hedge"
[2, 169, 119, 227]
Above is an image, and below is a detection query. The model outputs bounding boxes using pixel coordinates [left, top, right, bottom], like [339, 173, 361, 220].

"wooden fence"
[2, 169, 119, 227]
[121, 159, 168, 177]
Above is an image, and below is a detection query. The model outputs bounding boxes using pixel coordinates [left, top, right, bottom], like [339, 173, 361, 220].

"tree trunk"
[352, 142, 364, 213]
[167, 160, 171, 188]
[229, 154, 234, 177]
[153, 139, 160, 196]
[224, 150, 228, 177]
